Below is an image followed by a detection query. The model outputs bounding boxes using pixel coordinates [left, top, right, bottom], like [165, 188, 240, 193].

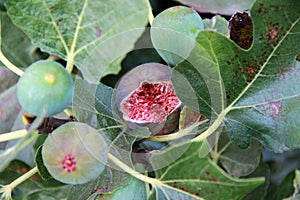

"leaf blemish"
[268, 28, 279, 40]
[269, 101, 282, 116]
[96, 28, 102, 38]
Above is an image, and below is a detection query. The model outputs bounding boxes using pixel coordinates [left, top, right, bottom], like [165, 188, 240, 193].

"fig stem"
[0, 51, 24, 76]
[65, 59, 74, 74]
[147, 119, 209, 142]
[1, 166, 38, 198]
[147, 0, 154, 25]
[0, 129, 28, 143]
[108, 153, 160, 186]
[192, 109, 228, 142]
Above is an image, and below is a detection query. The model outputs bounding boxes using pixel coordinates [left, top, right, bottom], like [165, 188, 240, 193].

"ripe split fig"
[17, 60, 74, 117]
[116, 63, 181, 135]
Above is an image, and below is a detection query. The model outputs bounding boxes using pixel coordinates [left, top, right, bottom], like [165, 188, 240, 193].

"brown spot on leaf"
[229, 11, 253, 49]
[211, 177, 218, 182]
[257, 3, 268, 14]
[268, 28, 279, 40]
[296, 54, 300, 61]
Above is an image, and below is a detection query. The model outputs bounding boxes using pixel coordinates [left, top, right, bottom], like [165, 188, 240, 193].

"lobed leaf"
[5, 0, 149, 82]
[173, 0, 300, 152]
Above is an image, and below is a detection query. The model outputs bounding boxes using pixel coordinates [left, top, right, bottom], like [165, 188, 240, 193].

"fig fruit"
[116, 63, 181, 135]
[41, 122, 108, 184]
[151, 6, 204, 66]
[17, 60, 73, 117]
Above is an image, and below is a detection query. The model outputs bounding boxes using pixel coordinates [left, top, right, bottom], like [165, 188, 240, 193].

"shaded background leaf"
[0, 13, 45, 68]
[173, 0, 254, 15]
[217, 133, 262, 177]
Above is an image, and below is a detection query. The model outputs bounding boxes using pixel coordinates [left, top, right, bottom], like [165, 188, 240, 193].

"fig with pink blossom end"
[41, 122, 108, 184]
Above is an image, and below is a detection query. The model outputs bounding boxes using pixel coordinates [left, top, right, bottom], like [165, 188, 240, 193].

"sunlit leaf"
[5, 0, 149, 82]
[173, 0, 300, 152]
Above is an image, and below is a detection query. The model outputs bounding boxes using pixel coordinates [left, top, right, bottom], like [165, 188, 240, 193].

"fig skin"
[151, 6, 204, 66]
[17, 60, 73, 117]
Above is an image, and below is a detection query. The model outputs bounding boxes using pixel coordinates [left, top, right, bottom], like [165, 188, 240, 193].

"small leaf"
[95, 177, 147, 200]
[35, 145, 52, 181]
[5, 0, 149, 82]
[203, 15, 229, 35]
[218, 135, 262, 177]
[284, 170, 300, 200]
[173, 0, 255, 15]
[149, 140, 264, 200]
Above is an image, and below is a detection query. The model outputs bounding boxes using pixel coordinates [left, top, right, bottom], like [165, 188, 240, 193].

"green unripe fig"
[17, 60, 73, 117]
[151, 6, 204, 66]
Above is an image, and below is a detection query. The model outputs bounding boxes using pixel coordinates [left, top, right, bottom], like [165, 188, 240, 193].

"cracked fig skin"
[17, 60, 74, 117]
[116, 63, 181, 135]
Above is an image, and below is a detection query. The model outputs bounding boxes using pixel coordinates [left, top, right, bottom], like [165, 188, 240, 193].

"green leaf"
[67, 167, 130, 200]
[5, 0, 149, 82]
[94, 177, 147, 200]
[73, 78, 124, 139]
[149, 140, 264, 200]
[35, 145, 52, 181]
[243, 161, 270, 200]
[266, 170, 295, 200]
[173, 0, 254, 15]
[203, 15, 229, 35]
[284, 170, 300, 200]
[23, 186, 71, 200]
[173, 0, 300, 152]
[0, 161, 41, 198]
[217, 134, 262, 177]
[0, 13, 44, 68]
